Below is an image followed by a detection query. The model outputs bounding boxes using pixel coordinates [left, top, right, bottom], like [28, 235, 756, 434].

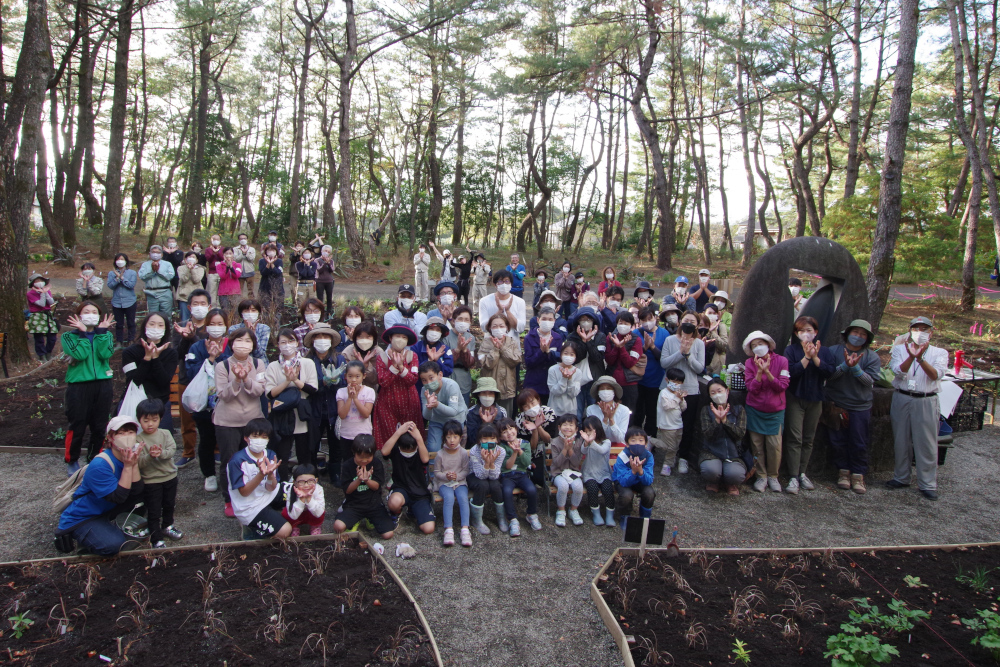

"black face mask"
[698, 327, 709, 337]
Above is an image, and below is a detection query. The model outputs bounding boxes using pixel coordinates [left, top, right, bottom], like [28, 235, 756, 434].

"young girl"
[547, 340, 584, 419]
[177, 252, 206, 322]
[265, 329, 319, 477]
[229, 299, 272, 363]
[341, 321, 381, 389]
[338, 305, 365, 353]
[498, 418, 541, 537]
[305, 326, 344, 480]
[468, 423, 505, 534]
[598, 266, 621, 297]
[524, 307, 563, 403]
[434, 420, 472, 547]
[699, 379, 748, 495]
[373, 325, 425, 447]
[478, 313, 522, 416]
[205, 233, 225, 306]
[184, 309, 229, 491]
[604, 311, 643, 410]
[743, 330, 790, 493]
[515, 388, 556, 487]
[63, 302, 115, 474]
[76, 262, 106, 313]
[27, 273, 58, 361]
[612, 427, 656, 528]
[446, 306, 477, 406]
[283, 464, 326, 536]
[413, 317, 454, 382]
[580, 416, 615, 527]
[216, 247, 243, 313]
[336, 359, 376, 469]
[121, 312, 179, 431]
[550, 414, 584, 527]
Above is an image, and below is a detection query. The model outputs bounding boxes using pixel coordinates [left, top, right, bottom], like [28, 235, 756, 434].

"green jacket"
[62, 330, 115, 383]
[500, 439, 531, 474]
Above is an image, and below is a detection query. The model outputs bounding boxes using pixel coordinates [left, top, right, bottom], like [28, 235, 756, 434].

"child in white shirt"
[655, 368, 687, 476]
[283, 464, 326, 536]
[547, 340, 584, 419]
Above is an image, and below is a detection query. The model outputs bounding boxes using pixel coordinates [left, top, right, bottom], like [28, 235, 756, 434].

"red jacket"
[204, 247, 225, 274]
[604, 330, 644, 386]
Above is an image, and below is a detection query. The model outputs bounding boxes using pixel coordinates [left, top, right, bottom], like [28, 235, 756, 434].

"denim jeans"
[438, 484, 470, 528]
[70, 517, 128, 556]
[501, 471, 538, 519]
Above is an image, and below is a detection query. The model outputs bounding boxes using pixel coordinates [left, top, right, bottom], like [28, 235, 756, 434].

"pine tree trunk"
[101, 0, 134, 259]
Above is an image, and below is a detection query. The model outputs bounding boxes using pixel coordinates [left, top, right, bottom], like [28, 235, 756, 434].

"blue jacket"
[411, 340, 454, 378]
[106, 269, 138, 308]
[184, 338, 233, 383]
[663, 294, 697, 313]
[639, 326, 670, 388]
[465, 404, 508, 445]
[783, 342, 836, 402]
[523, 328, 563, 396]
[612, 444, 654, 488]
[507, 264, 526, 292]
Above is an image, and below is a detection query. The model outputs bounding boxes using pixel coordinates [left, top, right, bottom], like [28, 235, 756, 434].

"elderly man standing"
[887, 316, 949, 500]
[506, 253, 527, 300]
[413, 244, 432, 302]
[139, 245, 176, 315]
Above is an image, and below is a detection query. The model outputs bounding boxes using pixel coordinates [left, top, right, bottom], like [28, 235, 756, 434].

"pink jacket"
[744, 352, 790, 413]
[216, 261, 243, 295]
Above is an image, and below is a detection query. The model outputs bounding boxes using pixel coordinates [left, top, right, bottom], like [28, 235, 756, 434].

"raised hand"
[425, 390, 439, 409]
[457, 334, 469, 352]
[68, 315, 87, 332]
[155, 342, 170, 358]
[142, 339, 157, 361]
[481, 406, 496, 423]
[600, 401, 616, 422]
[679, 337, 693, 354]
[99, 313, 115, 330]
[560, 364, 575, 379]
[283, 362, 300, 382]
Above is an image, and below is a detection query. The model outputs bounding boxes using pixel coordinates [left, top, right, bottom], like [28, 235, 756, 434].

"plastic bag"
[182, 360, 212, 413]
[118, 381, 147, 420]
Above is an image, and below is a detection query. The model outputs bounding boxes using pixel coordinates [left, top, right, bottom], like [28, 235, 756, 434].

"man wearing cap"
[428, 281, 460, 322]
[825, 320, 881, 494]
[428, 241, 456, 283]
[663, 276, 696, 313]
[139, 245, 176, 315]
[691, 269, 718, 312]
[506, 253, 527, 299]
[384, 285, 428, 333]
[413, 244, 432, 302]
[633, 281, 659, 314]
[887, 317, 949, 500]
[470, 253, 492, 315]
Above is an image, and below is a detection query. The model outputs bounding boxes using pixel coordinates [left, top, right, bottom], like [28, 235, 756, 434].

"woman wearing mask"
[782, 316, 835, 494]
[265, 328, 320, 479]
[215, 247, 243, 313]
[447, 306, 477, 407]
[477, 270, 526, 333]
[185, 309, 231, 492]
[702, 304, 729, 375]
[304, 325, 344, 480]
[634, 308, 668, 436]
[204, 234, 225, 307]
[514, 388, 558, 487]
[330, 305, 360, 352]
[597, 266, 622, 297]
[742, 331, 790, 493]
[586, 376, 632, 445]
[712, 290, 733, 327]
[257, 243, 285, 315]
[660, 319, 706, 474]
[189, 242, 208, 288]
[295, 247, 318, 307]
[342, 321, 381, 389]
[315, 245, 336, 313]
[658, 303, 682, 336]
[76, 262, 106, 314]
[523, 307, 564, 405]
[604, 311, 644, 411]
[529, 290, 568, 334]
[554, 261, 575, 319]
[120, 312, 179, 431]
[176, 252, 206, 322]
[698, 380, 748, 495]
[566, 307, 606, 417]
[478, 313, 523, 416]
[234, 233, 256, 298]
[229, 299, 271, 363]
[293, 298, 327, 352]
[412, 317, 454, 381]
[373, 325, 425, 447]
[107, 253, 139, 346]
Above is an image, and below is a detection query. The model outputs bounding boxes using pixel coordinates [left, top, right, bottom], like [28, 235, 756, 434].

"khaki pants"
[749, 429, 783, 479]
[890, 392, 939, 491]
[240, 275, 256, 298]
[295, 282, 315, 307]
[178, 389, 197, 458]
[415, 271, 429, 301]
[206, 272, 220, 307]
[471, 283, 489, 314]
[654, 428, 682, 466]
[783, 395, 822, 477]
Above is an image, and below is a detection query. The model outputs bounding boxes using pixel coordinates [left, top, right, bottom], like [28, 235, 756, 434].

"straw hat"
[742, 330, 776, 357]
[304, 324, 342, 349]
[590, 375, 623, 401]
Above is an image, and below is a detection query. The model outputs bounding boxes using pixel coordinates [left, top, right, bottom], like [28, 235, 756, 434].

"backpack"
[53, 451, 114, 514]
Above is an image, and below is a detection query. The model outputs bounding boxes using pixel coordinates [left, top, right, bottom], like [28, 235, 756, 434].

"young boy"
[532, 269, 549, 308]
[136, 399, 183, 548]
[228, 418, 293, 540]
[655, 367, 687, 476]
[612, 427, 656, 529]
[333, 434, 395, 539]
[419, 361, 468, 463]
[382, 422, 436, 535]
[283, 463, 326, 536]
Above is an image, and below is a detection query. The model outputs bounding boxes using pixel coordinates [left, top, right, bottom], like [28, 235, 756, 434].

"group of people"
[48, 243, 952, 556]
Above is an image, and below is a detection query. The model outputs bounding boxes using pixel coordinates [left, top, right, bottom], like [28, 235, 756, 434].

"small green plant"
[962, 608, 1000, 662]
[903, 575, 927, 588]
[825, 626, 900, 666]
[732, 638, 752, 664]
[956, 565, 995, 594]
[50, 427, 67, 442]
[8, 612, 34, 639]
[385, 268, 402, 282]
[849, 598, 928, 636]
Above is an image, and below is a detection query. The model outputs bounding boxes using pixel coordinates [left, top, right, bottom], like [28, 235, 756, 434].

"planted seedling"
[962, 608, 1000, 662]
[737, 556, 761, 578]
[732, 638, 752, 665]
[662, 565, 699, 599]
[7, 612, 33, 639]
[116, 580, 150, 630]
[838, 567, 862, 590]
[729, 586, 767, 628]
[684, 621, 707, 649]
[956, 565, 995, 594]
[378, 623, 423, 666]
[903, 575, 927, 588]
[47, 595, 87, 637]
[770, 613, 801, 642]
[615, 587, 637, 614]
[340, 580, 366, 612]
[783, 590, 824, 621]
[825, 625, 899, 666]
[260, 585, 295, 644]
[636, 633, 673, 666]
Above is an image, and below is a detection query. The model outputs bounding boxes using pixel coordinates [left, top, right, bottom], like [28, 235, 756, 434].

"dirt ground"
[3, 424, 998, 666]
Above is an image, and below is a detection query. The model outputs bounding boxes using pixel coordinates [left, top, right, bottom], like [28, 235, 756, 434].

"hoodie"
[612, 444, 654, 488]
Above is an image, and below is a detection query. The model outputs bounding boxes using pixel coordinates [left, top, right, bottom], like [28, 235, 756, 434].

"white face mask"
[268, 235, 277, 242]
[240, 239, 248, 246]
[666, 381, 681, 392]
[145, 327, 165, 341]
[714, 300, 726, 310]
[608, 300, 621, 309]
[82, 269, 94, 278]
[267, 252, 277, 259]
[81, 313, 100, 327]
[190, 305, 209, 320]
[233, 342, 253, 356]
[391, 336, 409, 351]
[711, 391, 728, 405]
[636, 292, 649, 300]
[243, 311, 259, 324]
[789, 286, 801, 297]
[538, 320, 554, 333]
[598, 389, 616, 402]
[192, 247, 202, 253]
[280, 343, 297, 357]
[355, 337, 374, 351]
[561, 354, 576, 365]
[700, 275, 709, 284]
[911, 330, 930, 345]
[752, 344, 770, 358]
[149, 253, 162, 261]
[579, 320, 593, 332]
[212, 239, 221, 247]
[398, 298, 414, 310]
[491, 327, 507, 338]
[523, 405, 540, 418]
[425, 330, 442, 343]
[642, 320, 656, 332]
[313, 339, 332, 353]
[399, 448, 418, 459]
[454, 321, 470, 333]
[478, 395, 495, 407]
[496, 283, 511, 295]
[305, 312, 321, 324]
[797, 331, 815, 343]
[206, 325, 227, 338]
[606, 273, 615, 280]
[616, 323, 632, 336]
[575, 278, 584, 284]
[562, 267, 570, 273]
[167, 242, 177, 250]
[666, 315, 679, 326]
[116, 259, 127, 268]
[674, 286, 687, 297]
[439, 294, 455, 306]
[707, 313, 718, 323]
[345, 317, 361, 328]
[302, 253, 312, 261]
[33, 281, 46, 289]
[248, 438, 268, 453]
[186, 258, 197, 266]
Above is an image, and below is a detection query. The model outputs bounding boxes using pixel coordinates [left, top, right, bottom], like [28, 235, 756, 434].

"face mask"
[150, 253, 162, 261]
[193, 247, 202, 253]
[707, 313, 718, 323]
[576, 278, 584, 284]
[248, 438, 268, 454]
[81, 313, 100, 327]
[496, 283, 511, 295]
[212, 239, 221, 247]
[848, 334, 867, 347]
[606, 273, 615, 280]
[187, 258, 197, 266]
[233, 342, 253, 355]
[642, 320, 656, 332]
[440, 294, 455, 306]
[322, 250, 331, 258]
[425, 330, 442, 343]
[523, 405, 540, 418]
[674, 287, 687, 297]
[113, 258, 126, 268]
[598, 389, 616, 402]
[206, 325, 226, 338]
[711, 391, 728, 405]
[666, 381, 681, 392]
[243, 312, 259, 324]
[145, 327, 165, 341]
[191, 305, 209, 320]
[626, 444, 647, 459]
[491, 327, 507, 338]
[268, 235, 277, 242]
[454, 321, 470, 333]
[714, 300, 726, 310]
[616, 323, 632, 336]
[636, 292, 649, 300]
[666, 315, 679, 326]
[752, 344, 770, 358]
[113, 432, 137, 450]
[478, 395, 495, 407]
[344, 317, 361, 328]
[789, 286, 801, 297]
[562, 267, 570, 273]
[608, 300, 621, 309]
[304, 312, 321, 324]
[280, 343, 297, 356]
[911, 330, 930, 345]
[82, 269, 94, 278]
[561, 354, 576, 365]
[698, 327, 710, 337]
[419, 248, 426, 254]
[797, 331, 815, 343]
[425, 380, 441, 392]
[302, 253, 312, 261]
[313, 339, 332, 352]
[356, 337, 374, 351]
[579, 320, 593, 332]
[240, 239, 247, 246]
[168, 242, 178, 250]
[391, 336, 409, 351]
[33, 281, 46, 289]
[399, 448, 417, 459]
[538, 320, 554, 333]
[536, 275, 545, 282]
[399, 298, 414, 310]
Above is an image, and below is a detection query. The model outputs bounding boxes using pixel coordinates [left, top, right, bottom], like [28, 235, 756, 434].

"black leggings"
[316, 282, 334, 312]
[633, 384, 659, 436]
[193, 412, 218, 479]
[313, 418, 337, 472]
[678, 394, 701, 461]
[143, 477, 178, 543]
[585, 478, 615, 510]
[468, 475, 503, 506]
[272, 432, 313, 481]
[113, 303, 137, 345]
[64, 380, 113, 463]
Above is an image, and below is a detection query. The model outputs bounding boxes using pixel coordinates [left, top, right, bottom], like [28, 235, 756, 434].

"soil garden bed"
[595, 544, 1000, 666]
[0, 536, 438, 666]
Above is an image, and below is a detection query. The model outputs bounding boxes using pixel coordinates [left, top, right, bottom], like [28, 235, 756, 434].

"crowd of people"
[43, 238, 951, 556]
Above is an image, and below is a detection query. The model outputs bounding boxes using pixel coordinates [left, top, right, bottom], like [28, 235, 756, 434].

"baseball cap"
[107, 415, 140, 433]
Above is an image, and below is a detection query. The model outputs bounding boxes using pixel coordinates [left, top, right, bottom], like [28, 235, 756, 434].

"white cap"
[699, 269, 711, 276]
[107, 415, 140, 433]
[714, 290, 730, 302]
[444, 249, 452, 256]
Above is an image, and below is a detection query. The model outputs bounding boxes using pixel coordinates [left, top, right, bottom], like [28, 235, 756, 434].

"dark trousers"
[585, 478, 615, 510]
[633, 385, 659, 435]
[615, 482, 655, 519]
[33, 333, 56, 357]
[64, 380, 113, 463]
[501, 471, 538, 519]
[113, 303, 137, 344]
[468, 475, 503, 505]
[678, 394, 701, 461]
[313, 417, 337, 473]
[828, 407, 871, 475]
[143, 476, 179, 543]
[316, 281, 334, 312]
[272, 431, 312, 480]
[192, 411, 218, 479]
[216, 425, 244, 504]
[620, 384, 639, 414]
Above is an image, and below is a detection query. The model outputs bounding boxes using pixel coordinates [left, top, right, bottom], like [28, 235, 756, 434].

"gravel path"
[3, 425, 998, 666]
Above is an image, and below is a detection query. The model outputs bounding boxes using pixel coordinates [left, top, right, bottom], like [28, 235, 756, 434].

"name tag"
[630, 351, 640, 359]
[780, 370, 790, 378]
[123, 362, 137, 373]
[597, 345, 606, 352]
[256, 373, 266, 382]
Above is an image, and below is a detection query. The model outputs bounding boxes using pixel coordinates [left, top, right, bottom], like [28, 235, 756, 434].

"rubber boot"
[591, 507, 605, 526]
[606, 508, 617, 528]
[639, 505, 653, 519]
[494, 503, 509, 533]
[470, 503, 491, 535]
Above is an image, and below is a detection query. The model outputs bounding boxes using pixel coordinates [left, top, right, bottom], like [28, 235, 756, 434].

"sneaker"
[176, 456, 196, 469]
[526, 514, 542, 531]
[798, 473, 815, 491]
[290, 526, 301, 537]
[705, 483, 719, 493]
[921, 489, 939, 501]
[886, 479, 910, 489]
[677, 459, 689, 474]
[785, 478, 799, 495]
[162, 525, 184, 541]
[837, 469, 851, 489]
[508, 518, 521, 537]
[660, 464, 672, 477]
[443, 528, 455, 546]
[767, 477, 782, 493]
[390, 512, 400, 528]
[309, 525, 322, 536]
[460, 527, 473, 547]
[153, 541, 167, 549]
[555, 510, 567, 527]
[66, 460, 81, 477]
[224, 502, 235, 518]
[851, 474, 866, 495]
[567, 509, 584, 525]
[204, 476, 218, 492]
[753, 477, 767, 493]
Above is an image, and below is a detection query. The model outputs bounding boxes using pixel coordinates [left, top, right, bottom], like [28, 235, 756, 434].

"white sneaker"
[785, 477, 800, 495]
[567, 509, 584, 525]
[204, 475, 218, 492]
[768, 477, 782, 493]
[677, 459, 689, 474]
[555, 510, 567, 527]
[798, 473, 815, 490]
[442, 528, 455, 546]
[526, 514, 542, 531]
[508, 519, 521, 537]
[753, 477, 767, 493]
[660, 464, 672, 477]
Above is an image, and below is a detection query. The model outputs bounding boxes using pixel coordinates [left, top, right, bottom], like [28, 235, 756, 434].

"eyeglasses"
[294, 479, 317, 488]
